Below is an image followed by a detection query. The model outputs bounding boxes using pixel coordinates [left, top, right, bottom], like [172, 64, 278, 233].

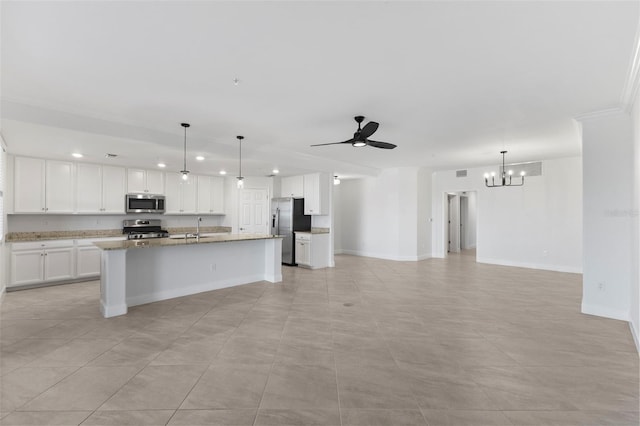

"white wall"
[633, 97, 640, 348]
[0, 136, 6, 296]
[417, 167, 433, 259]
[580, 112, 634, 321]
[432, 156, 583, 273]
[336, 167, 429, 261]
[463, 191, 477, 249]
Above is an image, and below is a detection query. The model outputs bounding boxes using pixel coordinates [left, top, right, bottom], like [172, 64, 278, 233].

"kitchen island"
[94, 234, 283, 318]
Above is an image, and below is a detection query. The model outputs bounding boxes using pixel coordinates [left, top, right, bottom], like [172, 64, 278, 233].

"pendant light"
[484, 151, 525, 187]
[236, 135, 244, 189]
[180, 123, 190, 180]
[333, 175, 341, 185]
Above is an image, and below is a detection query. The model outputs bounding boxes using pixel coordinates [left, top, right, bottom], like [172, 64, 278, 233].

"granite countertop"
[95, 233, 282, 251]
[296, 228, 330, 234]
[6, 226, 232, 242]
[6, 229, 123, 242]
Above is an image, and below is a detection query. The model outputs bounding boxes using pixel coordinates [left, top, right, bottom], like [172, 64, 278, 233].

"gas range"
[123, 219, 169, 240]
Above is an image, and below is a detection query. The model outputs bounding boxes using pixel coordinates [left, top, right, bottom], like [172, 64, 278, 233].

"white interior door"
[239, 188, 269, 234]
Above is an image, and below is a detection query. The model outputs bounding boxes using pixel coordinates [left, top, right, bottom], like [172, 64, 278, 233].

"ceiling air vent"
[456, 170, 467, 177]
[500, 161, 542, 177]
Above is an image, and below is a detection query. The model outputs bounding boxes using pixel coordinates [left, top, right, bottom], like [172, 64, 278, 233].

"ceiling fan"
[310, 116, 396, 149]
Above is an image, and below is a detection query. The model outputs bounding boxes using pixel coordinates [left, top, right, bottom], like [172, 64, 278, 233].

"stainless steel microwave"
[125, 194, 165, 214]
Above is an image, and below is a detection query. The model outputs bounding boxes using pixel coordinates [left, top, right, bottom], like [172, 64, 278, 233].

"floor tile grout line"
[252, 278, 291, 426]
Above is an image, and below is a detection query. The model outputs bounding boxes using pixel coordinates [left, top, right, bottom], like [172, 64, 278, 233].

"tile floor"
[0, 253, 638, 425]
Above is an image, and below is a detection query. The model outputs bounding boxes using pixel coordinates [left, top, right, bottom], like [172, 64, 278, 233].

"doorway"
[444, 191, 477, 257]
[238, 188, 269, 234]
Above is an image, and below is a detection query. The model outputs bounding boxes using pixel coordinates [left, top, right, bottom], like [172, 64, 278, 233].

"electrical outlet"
[598, 282, 605, 291]
[543, 250, 548, 257]
[210, 264, 216, 272]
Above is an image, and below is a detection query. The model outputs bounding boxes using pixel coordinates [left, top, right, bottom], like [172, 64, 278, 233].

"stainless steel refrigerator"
[271, 197, 311, 265]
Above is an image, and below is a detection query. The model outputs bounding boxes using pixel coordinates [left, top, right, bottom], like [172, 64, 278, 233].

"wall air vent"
[456, 170, 467, 177]
[500, 161, 542, 177]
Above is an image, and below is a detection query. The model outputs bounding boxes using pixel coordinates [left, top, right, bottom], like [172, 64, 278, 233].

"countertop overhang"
[94, 233, 283, 251]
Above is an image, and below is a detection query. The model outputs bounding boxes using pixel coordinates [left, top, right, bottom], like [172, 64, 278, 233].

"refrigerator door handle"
[275, 208, 280, 235]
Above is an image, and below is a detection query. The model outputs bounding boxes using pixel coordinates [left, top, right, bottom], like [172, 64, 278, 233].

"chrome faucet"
[185, 217, 203, 242]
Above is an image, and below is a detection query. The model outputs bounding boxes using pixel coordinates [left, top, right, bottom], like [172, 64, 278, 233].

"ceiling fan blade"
[366, 139, 397, 149]
[359, 121, 379, 139]
[310, 139, 355, 147]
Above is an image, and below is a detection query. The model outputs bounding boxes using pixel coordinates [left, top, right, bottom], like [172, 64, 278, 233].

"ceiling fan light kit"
[484, 151, 525, 187]
[311, 116, 397, 150]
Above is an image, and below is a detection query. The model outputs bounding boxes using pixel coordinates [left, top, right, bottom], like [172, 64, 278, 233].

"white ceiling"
[2, 1, 638, 178]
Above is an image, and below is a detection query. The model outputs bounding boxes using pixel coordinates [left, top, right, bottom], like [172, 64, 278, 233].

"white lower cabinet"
[75, 244, 101, 278]
[295, 234, 311, 266]
[9, 237, 125, 288]
[295, 232, 330, 269]
[11, 249, 45, 286]
[10, 240, 74, 287]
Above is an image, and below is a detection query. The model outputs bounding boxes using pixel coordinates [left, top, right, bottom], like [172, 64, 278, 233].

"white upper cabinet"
[165, 172, 197, 214]
[76, 164, 126, 213]
[101, 166, 126, 213]
[280, 176, 304, 198]
[14, 157, 74, 213]
[303, 172, 330, 215]
[76, 163, 101, 212]
[14, 156, 46, 213]
[45, 160, 74, 213]
[127, 168, 165, 194]
[196, 175, 225, 214]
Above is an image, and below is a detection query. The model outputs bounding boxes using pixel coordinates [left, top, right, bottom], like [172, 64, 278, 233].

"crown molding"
[574, 107, 626, 122]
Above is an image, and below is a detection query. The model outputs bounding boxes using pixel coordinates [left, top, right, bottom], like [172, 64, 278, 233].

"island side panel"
[100, 249, 128, 318]
[264, 238, 283, 283]
[125, 239, 278, 308]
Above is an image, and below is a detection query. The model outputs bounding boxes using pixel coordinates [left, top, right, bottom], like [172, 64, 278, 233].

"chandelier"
[484, 151, 525, 187]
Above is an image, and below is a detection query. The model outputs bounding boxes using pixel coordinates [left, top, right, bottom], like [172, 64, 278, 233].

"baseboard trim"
[339, 249, 431, 262]
[476, 257, 582, 274]
[581, 302, 630, 322]
[7, 276, 99, 292]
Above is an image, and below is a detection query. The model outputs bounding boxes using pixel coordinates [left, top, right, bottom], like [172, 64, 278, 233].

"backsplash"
[7, 214, 225, 233]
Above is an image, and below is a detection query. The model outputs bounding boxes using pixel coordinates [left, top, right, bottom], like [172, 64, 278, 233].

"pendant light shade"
[333, 175, 341, 185]
[237, 135, 244, 189]
[180, 123, 190, 180]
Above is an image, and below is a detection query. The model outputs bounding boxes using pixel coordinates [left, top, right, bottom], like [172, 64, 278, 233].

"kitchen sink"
[168, 233, 230, 239]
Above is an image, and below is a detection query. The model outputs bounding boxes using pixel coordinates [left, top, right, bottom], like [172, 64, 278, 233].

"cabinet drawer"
[12, 240, 74, 251]
[295, 233, 311, 242]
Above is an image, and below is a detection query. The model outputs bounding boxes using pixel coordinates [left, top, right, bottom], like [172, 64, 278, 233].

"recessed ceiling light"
[157, 163, 166, 168]
[219, 170, 227, 175]
[72, 153, 83, 158]
[196, 155, 205, 161]
[272, 168, 279, 174]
